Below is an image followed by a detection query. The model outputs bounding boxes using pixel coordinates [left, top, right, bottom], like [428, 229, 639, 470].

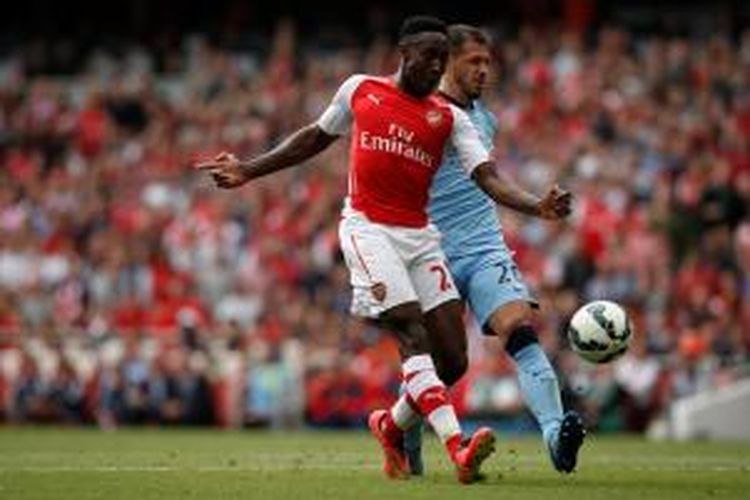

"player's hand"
[195, 152, 247, 189]
[537, 185, 573, 220]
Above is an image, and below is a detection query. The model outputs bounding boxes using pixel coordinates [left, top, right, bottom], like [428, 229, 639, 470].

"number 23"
[495, 261, 520, 284]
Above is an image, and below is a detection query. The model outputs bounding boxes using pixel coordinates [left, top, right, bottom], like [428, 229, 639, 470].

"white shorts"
[338, 208, 460, 319]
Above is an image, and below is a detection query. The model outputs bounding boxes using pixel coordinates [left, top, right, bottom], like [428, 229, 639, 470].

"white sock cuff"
[427, 405, 461, 443]
[390, 395, 420, 430]
[402, 354, 435, 377]
[406, 369, 443, 401]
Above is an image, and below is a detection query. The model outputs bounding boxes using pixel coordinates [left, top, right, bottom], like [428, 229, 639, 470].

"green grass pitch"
[1, 427, 749, 499]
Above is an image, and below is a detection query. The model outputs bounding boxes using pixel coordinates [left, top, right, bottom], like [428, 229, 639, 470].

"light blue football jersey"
[429, 100, 510, 259]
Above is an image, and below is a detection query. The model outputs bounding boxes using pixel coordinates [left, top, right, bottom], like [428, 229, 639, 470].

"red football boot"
[368, 409, 409, 480]
[452, 427, 496, 484]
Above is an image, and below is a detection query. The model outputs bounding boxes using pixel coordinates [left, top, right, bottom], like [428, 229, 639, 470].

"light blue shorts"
[447, 250, 538, 333]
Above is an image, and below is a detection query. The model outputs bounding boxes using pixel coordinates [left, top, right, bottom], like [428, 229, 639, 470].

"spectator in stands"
[0, 18, 748, 431]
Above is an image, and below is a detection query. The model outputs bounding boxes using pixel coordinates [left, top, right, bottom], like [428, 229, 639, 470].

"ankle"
[543, 421, 562, 449]
[446, 433, 463, 459]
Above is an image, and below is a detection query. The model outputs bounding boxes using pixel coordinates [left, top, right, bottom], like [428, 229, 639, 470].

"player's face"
[400, 33, 449, 97]
[450, 40, 491, 100]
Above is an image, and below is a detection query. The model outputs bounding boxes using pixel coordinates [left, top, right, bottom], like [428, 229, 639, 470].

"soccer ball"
[567, 300, 633, 364]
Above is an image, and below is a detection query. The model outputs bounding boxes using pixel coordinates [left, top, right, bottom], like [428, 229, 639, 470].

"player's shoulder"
[431, 93, 461, 112]
[343, 74, 391, 91]
[436, 99, 472, 129]
[330, 74, 392, 112]
[342, 74, 395, 103]
[432, 94, 481, 124]
[472, 100, 499, 130]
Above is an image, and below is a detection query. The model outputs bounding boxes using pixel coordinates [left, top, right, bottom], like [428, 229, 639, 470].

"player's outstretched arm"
[471, 163, 572, 220]
[450, 106, 572, 220]
[196, 124, 338, 189]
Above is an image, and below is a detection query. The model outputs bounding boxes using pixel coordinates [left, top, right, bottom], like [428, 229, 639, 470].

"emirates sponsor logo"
[358, 122, 435, 168]
[359, 131, 434, 168]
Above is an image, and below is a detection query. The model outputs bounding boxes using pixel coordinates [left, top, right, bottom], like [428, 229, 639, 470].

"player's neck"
[394, 69, 431, 99]
[438, 80, 471, 108]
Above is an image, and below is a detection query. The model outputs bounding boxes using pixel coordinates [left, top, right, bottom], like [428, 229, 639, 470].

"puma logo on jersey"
[367, 94, 383, 106]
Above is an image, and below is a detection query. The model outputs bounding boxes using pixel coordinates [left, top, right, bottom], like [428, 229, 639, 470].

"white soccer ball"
[567, 300, 633, 364]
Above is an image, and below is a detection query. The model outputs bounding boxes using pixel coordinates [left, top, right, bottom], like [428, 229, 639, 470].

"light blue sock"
[512, 343, 564, 450]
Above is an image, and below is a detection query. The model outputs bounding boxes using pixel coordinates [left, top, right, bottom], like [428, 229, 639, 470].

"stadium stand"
[0, 1, 748, 434]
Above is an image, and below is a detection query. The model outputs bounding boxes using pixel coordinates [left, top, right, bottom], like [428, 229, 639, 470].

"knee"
[380, 302, 429, 356]
[438, 354, 468, 386]
[488, 304, 535, 341]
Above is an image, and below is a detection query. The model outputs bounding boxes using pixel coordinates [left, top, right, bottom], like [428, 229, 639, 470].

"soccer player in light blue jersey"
[403, 24, 585, 476]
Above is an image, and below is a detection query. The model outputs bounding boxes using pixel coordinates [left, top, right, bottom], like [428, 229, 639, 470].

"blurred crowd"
[0, 18, 749, 434]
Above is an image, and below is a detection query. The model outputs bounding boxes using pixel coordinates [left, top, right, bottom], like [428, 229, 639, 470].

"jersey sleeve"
[316, 74, 366, 136]
[449, 105, 492, 175]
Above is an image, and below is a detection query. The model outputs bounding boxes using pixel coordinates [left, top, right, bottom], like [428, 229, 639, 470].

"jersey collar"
[437, 90, 474, 110]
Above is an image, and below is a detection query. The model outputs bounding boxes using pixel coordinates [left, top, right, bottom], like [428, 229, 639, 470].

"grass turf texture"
[1, 428, 749, 499]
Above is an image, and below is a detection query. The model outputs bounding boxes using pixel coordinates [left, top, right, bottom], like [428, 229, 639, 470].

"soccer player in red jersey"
[197, 16, 565, 483]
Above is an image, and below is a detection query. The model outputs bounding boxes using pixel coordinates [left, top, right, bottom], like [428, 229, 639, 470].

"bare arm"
[196, 124, 338, 189]
[239, 124, 338, 181]
[449, 105, 571, 219]
[471, 162, 572, 219]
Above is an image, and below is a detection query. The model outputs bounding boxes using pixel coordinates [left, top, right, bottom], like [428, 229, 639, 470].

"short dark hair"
[398, 15, 448, 42]
[447, 24, 490, 53]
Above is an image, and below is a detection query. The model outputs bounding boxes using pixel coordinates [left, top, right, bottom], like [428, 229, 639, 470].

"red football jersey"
[317, 75, 489, 227]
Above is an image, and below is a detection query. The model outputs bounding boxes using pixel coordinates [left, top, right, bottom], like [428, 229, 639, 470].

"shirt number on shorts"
[429, 262, 452, 292]
[494, 261, 520, 284]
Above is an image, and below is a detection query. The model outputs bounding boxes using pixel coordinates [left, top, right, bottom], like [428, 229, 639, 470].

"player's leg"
[408, 235, 495, 483]
[470, 256, 584, 473]
[424, 299, 468, 387]
[486, 300, 565, 446]
[339, 213, 420, 478]
[402, 256, 472, 476]
[380, 299, 492, 469]
[368, 301, 432, 480]
[399, 298, 467, 476]
[409, 229, 471, 388]
[486, 300, 584, 472]
[340, 215, 491, 483]
[374, 300, 494, 483]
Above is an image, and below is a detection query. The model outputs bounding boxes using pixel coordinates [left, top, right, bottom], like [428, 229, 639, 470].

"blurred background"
[0, 0, 748, 437]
